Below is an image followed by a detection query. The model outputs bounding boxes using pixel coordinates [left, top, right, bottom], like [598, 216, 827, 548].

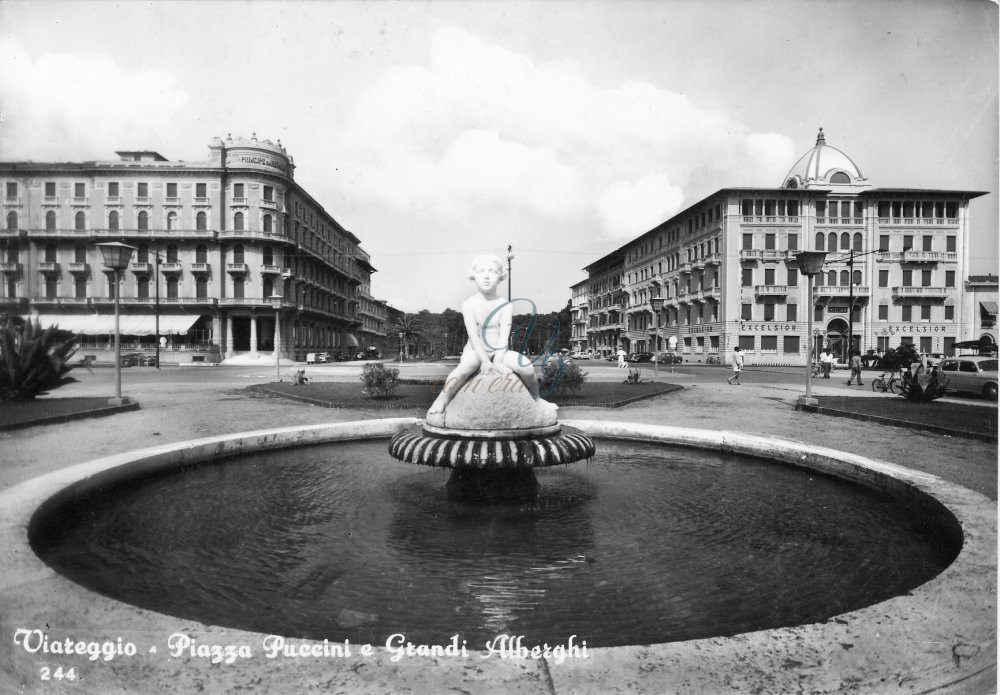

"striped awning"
[980, 301, 998, 315]
[33, 314, 200, 336]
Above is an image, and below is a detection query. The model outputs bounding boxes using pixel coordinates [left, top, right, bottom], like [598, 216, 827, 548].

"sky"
[1, 0, 997, 314]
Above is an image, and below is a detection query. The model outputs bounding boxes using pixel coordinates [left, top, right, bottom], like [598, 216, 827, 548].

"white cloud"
[0, 39, 189, 160]
[330, 26, 795, 241]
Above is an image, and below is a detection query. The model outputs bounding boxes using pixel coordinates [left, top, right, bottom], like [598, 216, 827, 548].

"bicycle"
[871, 371, 904, 394]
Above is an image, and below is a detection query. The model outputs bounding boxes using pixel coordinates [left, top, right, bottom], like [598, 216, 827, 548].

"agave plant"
[898, 367, 948, 402]
[0, 317, 80, 402]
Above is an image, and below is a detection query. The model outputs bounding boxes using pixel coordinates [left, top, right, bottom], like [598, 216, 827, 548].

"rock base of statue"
[387, 372, 595, 502]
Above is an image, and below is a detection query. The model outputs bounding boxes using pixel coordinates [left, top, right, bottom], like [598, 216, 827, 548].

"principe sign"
[225, 148, 288, 174]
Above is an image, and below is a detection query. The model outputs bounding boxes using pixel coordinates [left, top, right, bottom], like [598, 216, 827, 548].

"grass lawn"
[816, 396, 997, 437]
[251, 379, 682, 409]
[0, 397, 116, 429]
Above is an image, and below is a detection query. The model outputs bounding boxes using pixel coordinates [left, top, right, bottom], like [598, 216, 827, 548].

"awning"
[980, 301, 998, 315]
[33, 314, 201, 336]
[345, 334, 359, 347]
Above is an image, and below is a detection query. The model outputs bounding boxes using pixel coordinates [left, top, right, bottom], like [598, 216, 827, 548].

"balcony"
[226, 263, 250, 274]
[814, 285, 870, 298]
[38, 262, 60, 274]
[741, 216, 801, 225]
[754, 284, 788, 296]
[0, 262, 22, 275]
[71, 197, 89, 206]
[815, 217, 864, 226]
[67, 262, 90, 274]
[679, 263, 692, 274]
[190, 263, 211, 274]
[194, 197, 212, 206]
[130, 262, 153, 274]
[891, 286, 949, 299]
[104, 196, 123, 206]
[163, 197, 182, 207]
[230, 197, 249, 206]
[739, 249, 763, 262]
[160, 262, 183, 274]
[260, 265, 282, 275]
[877, 217, 959, 227]
[260, 198, 278, 209]
[760, 249, 788, 263]
[900, 250, 957, 264]
[698, 287, 722, 302]
[704, 253, 722, 266]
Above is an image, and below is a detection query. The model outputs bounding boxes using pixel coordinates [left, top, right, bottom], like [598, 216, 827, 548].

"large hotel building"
[576, 130, 989, 365]
[0, 135, 391, 363]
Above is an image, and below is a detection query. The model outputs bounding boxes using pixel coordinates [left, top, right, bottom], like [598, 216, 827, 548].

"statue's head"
[467, 254, 507, 281]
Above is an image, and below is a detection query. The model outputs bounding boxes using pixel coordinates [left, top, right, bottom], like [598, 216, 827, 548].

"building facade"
[580, 130, 987, 365]
[583, 249, 625, 359]
[963, 275, 998, 349]
[0, 135, 377, 363]
[569, 279, 589, 354]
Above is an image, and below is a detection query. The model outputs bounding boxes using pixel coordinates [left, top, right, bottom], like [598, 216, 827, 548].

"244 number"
[40, 666, 78, 681]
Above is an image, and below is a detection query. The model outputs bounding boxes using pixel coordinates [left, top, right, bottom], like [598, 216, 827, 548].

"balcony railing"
[67, 262, 89, 274]
[877, 217, 959, 226]
[704, 253, 722, 266]
[899, 250, 957, 264]
[38, 262, 60, 274]
[814, 285, 870, 297]
[741, 216, 801, 224]
[190, 263, 211, 274]
[761, 249, 788, 262]
[814, 217, 864, 225]
[160, 262, 183, 273]
[130, 262, 153, 274]
[0, 262, 22, 275]
[891, 286, 949, 298]
[753, 284, 788, 296]
[226, 263, 249, 274]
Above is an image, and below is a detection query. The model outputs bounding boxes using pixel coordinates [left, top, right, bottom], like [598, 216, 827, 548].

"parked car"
[626, 352, 654, 363]
[654, 351, 682, 364]
[570, 351, 592, 360]
[139, 354, 159, 367]
[937, 356, 998, 399]
[119, 352, 142, 367]
[306, 352, 330, 364]
[923, 352, 947, 367]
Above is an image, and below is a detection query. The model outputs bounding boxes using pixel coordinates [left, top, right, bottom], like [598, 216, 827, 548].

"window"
[786, 304, 798, 321]
[945, 271, 955, 287]
[877, 336, 890, 352]
[742, 233, 753, 250]
[762, 303, 774, 321]
[817, 201, 826, 217]
[166, 244, 179, 263]
[761, 336, 777, 351]
[765, 234, 775, 250]
[74, 183, 85, 197]
[946, 236, 956, 252]
[263, 277, 274, 300]
[902, 269, 912, 286]
[852, 269, 861, 286]
[195, 244, 207, 264]
[196, 211, 207, 231]
[920, 304, 931, 320]
[137, 244, 149, 263]
[902, 305, 912, 321]
[814, 305, 823, 321]
[921, 270, 931, 287]
[830, 172, 850, 184]
[167, 276, 179, 299]
[738, 336, 755, 351]
[234, 212, 244, 231]
[167, 211, 177, 230]
[742, 268, 753, 287]
[827, 270, 837, 286]
[263, 214, 272, 234]
[879, 235, 889, 251]
[787, 234, 798, 251]
[787, 268, 798, 287]
[920, 337, 932, 354]
[137, 276, 149, 299]
[138, 211, 149, 230]
[196, 183, 207, 198]
[74, 211, 86, 230]
[107, 182, 119, 197]
[852, 233, 862, 252]
[5, 211, 16, 231]
[166, 183, 178, 198]
[945, 305, 955, 321]
[45, 182, 56, 197]
[75, 276, 87, 299]
[108, 210, 119, 230]
[233, 244, 245, 264]
[44, 244, 57, 263]
[783, 336, 800, 353]
[196, 276, 208, 299]
[903, 235, 913, 251]
[828, 232, 836, 251]
[137, 182, 149, 197]
[263, 246, 274, 266]
[840, 232, 850, 250]
[741, 303, 752, 320]
[263, 186, 273, 201]
[815, 232, 824, 250]
[764, 268, 775, 285]
[233, 183, 245, 198]
[922, 235, 932, 252]
[840, 270, 849, 286]
[46, 277, 58, 299]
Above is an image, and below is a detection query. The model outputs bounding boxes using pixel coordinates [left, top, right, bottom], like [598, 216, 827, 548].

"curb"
[796, 403, 997, 442]
[0, 401, 141, 432]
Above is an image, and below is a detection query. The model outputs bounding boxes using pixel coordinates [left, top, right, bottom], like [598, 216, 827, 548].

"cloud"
[0, 39, 189, 160]
[330, 27, 795, 241]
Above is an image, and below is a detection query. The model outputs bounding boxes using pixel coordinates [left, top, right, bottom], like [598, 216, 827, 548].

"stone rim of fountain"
[3, 417, 994, 694]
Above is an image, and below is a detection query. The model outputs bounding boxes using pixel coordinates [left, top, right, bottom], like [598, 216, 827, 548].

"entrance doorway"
[231, 317, 252, 351]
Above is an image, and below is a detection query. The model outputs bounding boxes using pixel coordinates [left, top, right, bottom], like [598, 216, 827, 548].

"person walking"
[846, 348, 863, 386]
[727, 346, 744, 385]
[820, 349, 833, 379]
[617, 347, 628, 368]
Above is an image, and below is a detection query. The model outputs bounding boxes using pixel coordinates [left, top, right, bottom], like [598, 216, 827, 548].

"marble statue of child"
[427, 254, 555, 416]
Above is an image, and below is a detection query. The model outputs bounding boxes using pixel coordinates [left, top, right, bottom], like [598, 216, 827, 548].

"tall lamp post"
[97, 242, 136, 404]
[795, 251, 827, 407]
[650, 296, 664, 377]
[506, 244, 513, 299]
[270, 293, 283, 381]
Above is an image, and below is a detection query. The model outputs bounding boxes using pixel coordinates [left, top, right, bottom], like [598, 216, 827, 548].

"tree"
[0, 317, 80, 402]
[390, 313, 423, 360]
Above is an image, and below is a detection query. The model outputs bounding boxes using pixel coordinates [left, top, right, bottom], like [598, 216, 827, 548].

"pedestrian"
[727, 346, 744, 385]
[820, 349, 833, 379]
[846, 348, 863, 386]
[617, 347, 627, 368]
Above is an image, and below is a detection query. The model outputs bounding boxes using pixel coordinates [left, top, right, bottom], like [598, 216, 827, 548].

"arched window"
[6, 211, 16, 231]
[262, 245, 274, 266]
[46, 211, 57, 231]
[45, 243, 57, 263]
[827, 270, 836, 286]
[137, 244, 149, 263]
[196, 276, 208, 299]
[167, 211, 178, 231]
[840, 233, 850, 250]
[840, 270, 849, 285]
[853, 270, 862, 286]
[827, 233, 837, 252]
[75, 211, 86, 230]
[263, 214, 272, 234]
[233, 276, 244, 299]
[195, 244, 207, 264]
[830, 172, 851, 184]
[815, 232, 824, 251]
[138, 211, 149, 231]
[137, 276, 149, 299]
[196, 211, 207, 231]
[166, 244, 179, 263]
[166, 276, 179, 299]
[234, 212, 244, 231]
[233, 244, 245, 264]
[108, 210, 119, 231]
[852, 233, 863, 252]
[74, 244, 87, 263]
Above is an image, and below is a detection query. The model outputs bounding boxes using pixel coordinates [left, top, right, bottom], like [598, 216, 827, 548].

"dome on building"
[783, 128, 869, 191]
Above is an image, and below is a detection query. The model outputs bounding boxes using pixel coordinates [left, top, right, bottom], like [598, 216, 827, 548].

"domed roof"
[783, 128, 868, 190]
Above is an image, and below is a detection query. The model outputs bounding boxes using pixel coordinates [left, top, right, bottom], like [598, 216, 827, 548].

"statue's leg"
[502, 352, 542, 400]
[428, 350, 479, 414]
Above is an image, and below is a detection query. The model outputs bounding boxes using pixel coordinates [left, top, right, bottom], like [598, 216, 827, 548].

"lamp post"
[795, 251, 827, 407]
[153, 249, 161, 370]
[830, 248, 883, 361]
[398, 332, 405, 362]
[650, 296, 664, 378]
[270, 293, 283, 381]
[97, 242, 136, 404]
[506, 244, 513, 299]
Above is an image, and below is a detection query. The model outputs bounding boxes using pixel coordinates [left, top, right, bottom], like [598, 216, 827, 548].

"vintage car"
[937, 356, 998, 399]
[626, 352, 654, 363]
[654, 351, 683, 364]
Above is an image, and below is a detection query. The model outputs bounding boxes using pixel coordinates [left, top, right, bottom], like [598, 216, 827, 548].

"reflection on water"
[32, 440, 958, 647]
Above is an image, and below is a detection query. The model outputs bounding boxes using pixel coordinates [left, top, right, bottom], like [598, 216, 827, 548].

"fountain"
[388, 253, 594, 501]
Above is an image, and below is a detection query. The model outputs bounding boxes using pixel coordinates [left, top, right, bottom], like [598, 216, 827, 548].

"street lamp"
[506, 244, 514, 299]
[270, 292, 283, 381]
[398, 332, 405, 362]
[650, 296, 664, 378]
[795, 251, 827, 407]
[97, 242, 136, 404]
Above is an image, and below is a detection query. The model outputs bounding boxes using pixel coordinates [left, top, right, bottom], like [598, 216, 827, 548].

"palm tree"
[391, 313, 423, 361]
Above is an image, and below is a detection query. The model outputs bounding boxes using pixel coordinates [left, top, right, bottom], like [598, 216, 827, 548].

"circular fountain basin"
[4, 418, 995, 694]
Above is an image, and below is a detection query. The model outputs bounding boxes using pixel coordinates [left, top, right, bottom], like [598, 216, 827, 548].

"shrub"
[0, 317, 80, 402]
[899, 367, 949, 402]
[538, 355, 587, 396]
[360, 362, 399, 399]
